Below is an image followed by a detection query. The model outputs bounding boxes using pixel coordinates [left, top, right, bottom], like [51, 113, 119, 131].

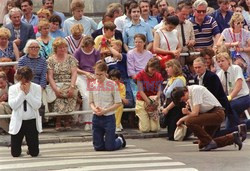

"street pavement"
[0, 141, 199, 171]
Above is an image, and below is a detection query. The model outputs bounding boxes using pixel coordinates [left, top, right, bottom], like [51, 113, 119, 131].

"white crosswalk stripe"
[0, 142, 198, 171]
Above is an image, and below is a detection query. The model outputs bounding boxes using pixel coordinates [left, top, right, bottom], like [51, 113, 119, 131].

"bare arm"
[153, 32, 173, 55]
[13, 43, 20, 61]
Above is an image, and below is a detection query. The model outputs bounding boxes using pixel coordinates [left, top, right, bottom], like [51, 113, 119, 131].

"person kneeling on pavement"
[171, 85, 243, 151]
[89, 61, 126, 151]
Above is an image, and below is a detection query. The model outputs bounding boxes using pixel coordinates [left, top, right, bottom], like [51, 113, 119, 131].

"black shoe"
[118, 134, 126, 148]
[233, 131, 243, 150]
[238, 124, 247, 142]
[199, 140, 217, 151]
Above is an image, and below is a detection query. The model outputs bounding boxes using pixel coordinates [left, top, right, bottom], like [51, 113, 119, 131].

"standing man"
[5, 7, 35, 54]
[63, 0, 97, 36]
[171, 85, 243, 151]
[20, 0, 39, 27]
[175, 1, 195, 65]
[189, 0, 220, 50]
[211, 0, 233, 33]
[139, 0, 158, 29]
[123, 3, 153, 51]
[42, 0, 65, 27]
[156, 0, 168, 23]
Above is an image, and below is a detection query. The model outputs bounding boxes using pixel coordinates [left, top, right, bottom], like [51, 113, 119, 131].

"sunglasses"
[196, 10, 206, 14]
[235, 21, 244, 25]
[231, 5, 237, 8]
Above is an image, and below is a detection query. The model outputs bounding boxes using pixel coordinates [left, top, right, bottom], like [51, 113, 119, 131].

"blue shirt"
[21, 14, 39, 27]
[18, 55, 47, 88]
[53, 11, 66, 28]
[189, 15, 220, 48]
[211, 9, 233, 33]
[141, 16, 158, 29]
[63, 16, 97, 36]
[123, 20, 154, 49]
[107, 53, 129, 80]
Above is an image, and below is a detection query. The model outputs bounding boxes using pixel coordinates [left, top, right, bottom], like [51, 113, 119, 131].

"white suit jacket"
[8, 82, 42, 135]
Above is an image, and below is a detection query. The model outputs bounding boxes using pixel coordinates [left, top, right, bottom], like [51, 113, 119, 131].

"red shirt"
[135, 70, 163, 101]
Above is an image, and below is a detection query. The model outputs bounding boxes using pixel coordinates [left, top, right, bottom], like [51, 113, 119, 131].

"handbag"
[39, 104, 45, 117]
[156, 30, 173, 70]
[174, 124, 187, 141]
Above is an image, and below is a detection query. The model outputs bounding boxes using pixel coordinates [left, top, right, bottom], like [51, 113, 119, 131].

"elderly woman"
[0, 27, 19, 61]
[161, 59, 187, 140]
[9, 66, 42, 157]
[153, 15, 182, 70]
[36, 19, 54, 59]
[47, 37, 78, 131]
[17, 39, 47, 89]
[216, 52, 250, 127]
[217, 12, 250, 76]
[65, 23, 84, 55]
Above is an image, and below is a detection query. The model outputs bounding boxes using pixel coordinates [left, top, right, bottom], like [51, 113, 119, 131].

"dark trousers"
[92, 114, 122, 151]
[185, 107, 234, 149]
[165, 106, 184, 140]
[11, 119, 39, 157]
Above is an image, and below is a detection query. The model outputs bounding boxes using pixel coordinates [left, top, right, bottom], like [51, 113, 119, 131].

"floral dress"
[47, 54, 78, 113]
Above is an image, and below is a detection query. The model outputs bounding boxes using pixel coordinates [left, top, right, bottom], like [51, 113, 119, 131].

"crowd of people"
[0, 0, 249, 156]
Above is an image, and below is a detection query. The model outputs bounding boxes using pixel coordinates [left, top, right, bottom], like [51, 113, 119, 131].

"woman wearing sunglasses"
[217, 12, 250, 77]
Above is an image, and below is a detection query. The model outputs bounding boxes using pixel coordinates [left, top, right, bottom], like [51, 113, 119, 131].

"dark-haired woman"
[9, 66, 42, 157]
[135, 58, 163, 133]
[153, 15, 182, 70]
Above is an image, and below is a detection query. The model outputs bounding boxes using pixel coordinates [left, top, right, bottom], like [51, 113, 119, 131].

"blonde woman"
[47, 38, 78, 131]
[216, 52, 250, 127]
[0, 27, 19, 61]
[217, 12, 250, 76]
[36, 19, 54, 59]
[65, 23, 85, 55]
[161, 59, 186, 140]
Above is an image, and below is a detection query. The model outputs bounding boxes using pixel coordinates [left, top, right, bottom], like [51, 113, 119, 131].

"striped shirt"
[18, 55, 47, 88]
[189, 15, 220, 48]
[65, 35, 84, 55]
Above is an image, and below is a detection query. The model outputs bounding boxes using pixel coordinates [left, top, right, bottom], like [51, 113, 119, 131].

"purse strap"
[160, 30, 170, 51]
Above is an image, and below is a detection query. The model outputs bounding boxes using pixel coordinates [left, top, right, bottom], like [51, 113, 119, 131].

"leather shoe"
[199, 140, 217, 151]
[233, 131, 243, 150]
[238, 124, 247, 142]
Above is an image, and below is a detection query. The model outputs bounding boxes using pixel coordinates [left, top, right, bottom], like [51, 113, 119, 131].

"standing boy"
[89, 61, 126, 151]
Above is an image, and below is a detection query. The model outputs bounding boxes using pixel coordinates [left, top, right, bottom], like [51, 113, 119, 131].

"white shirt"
[8, 82, 42, 135]
[217, 65, 249, 100]
[188, 85, 222, 113]
[155, 29, 179, 51]
[114, 14, 130, 32]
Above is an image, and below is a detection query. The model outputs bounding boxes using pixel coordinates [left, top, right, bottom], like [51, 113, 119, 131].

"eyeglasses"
[235, 21, 244, 25]
[231, 5, 237, 8]
[196, 10, 206, 14]
[29, 46, 40, 49]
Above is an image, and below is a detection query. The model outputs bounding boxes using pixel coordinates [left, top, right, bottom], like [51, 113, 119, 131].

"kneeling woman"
[135, 58, 163, 133]
[8, 67, 42, 157]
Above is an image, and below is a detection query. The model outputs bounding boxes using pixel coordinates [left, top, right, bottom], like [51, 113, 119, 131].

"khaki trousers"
[136, 100, 160, 133]
[0, 102, 12, 132]
[185, 107, 234, 149]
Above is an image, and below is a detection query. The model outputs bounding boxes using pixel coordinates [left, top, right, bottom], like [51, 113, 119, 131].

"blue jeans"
[92, 114, 122, 151]
[230, 95, 250, 125]
[123, 78, 135, 108]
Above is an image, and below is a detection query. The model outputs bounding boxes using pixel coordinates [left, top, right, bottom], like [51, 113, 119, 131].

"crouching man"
[171, 85, 243, 151]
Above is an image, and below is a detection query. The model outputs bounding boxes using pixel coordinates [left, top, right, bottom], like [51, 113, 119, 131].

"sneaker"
[116, 127, 122, 132]
[118, 134, 126, 148]
[84, 124, 92, 131]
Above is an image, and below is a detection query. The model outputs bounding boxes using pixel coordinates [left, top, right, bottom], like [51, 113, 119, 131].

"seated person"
[65, 23, 84, 55]
[0, 71, 12, 134]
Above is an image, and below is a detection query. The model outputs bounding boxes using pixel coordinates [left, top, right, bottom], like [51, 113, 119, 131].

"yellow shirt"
[94, 35, 116, 53]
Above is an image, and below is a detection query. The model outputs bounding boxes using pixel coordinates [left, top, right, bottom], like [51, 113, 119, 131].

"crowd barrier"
[0, 52, 200, 119]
